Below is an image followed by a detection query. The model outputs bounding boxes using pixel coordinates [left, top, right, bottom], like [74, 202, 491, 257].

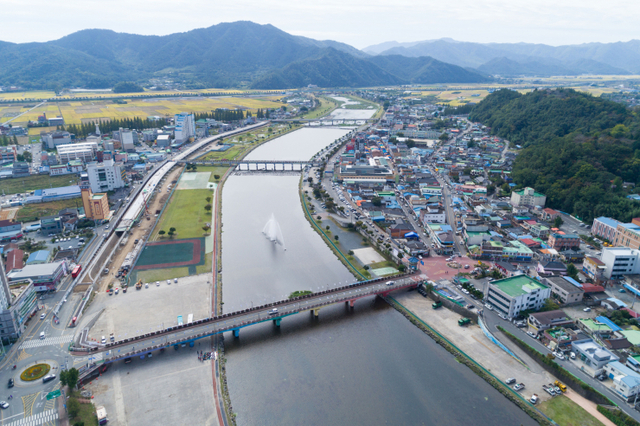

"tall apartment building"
[601, 248, 640, 280]
[116, 128, 136, 152]
[614, 223, 640, 250]
[510, 187, 546, 208]
[0, 260, 37, 344]
[174, 113, 195, 144]
[57, 142, 98, 163]
[84, 159, 125, 193]
[80, 180, 110, 221]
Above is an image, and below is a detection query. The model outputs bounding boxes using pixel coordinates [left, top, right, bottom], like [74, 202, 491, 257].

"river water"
[221, 128, 536, 426]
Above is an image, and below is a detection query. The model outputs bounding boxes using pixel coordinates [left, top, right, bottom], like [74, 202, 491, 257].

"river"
[221, 127, 536, 426]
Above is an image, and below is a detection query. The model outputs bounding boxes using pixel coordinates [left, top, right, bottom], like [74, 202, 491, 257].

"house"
[527, 309, 573, 333]
[604, 361, 640, 401]
[571, 339, 619, 377]
[495, 261, 520, 278]
[485, 275, 550, 318]
[543, 276, 584, 304]
[537, 260, 567, 276]
[582, 256, 606, 282]
[541, 208, 561, 221]
[388, 222, 415, 239]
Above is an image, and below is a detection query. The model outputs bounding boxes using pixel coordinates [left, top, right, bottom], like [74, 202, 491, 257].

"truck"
[458, 317, 471, 326]
[529, 394, 538, 404]
[135, 279, 143, 290]
[554, 380, 567, 392]
[96, 405, 108, 425]
[432, 301, 443, 309]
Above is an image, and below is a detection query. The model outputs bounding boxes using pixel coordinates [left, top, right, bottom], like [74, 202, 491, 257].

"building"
[510, 187, 546, 208]
[582, 256, 606, 282]
[5, 248, 25, 272]
[0, 220, 22, 242]
[118, 128, 136, 152]
[39, 216, 62, 235]
[80, 183, 110, 221]
[57, 142, 98, 163]
[85, 159, 125, 193]
[604, 361, 640, 401]
[12, 162, 30, 178]
[41, 131, 72, 149]
[26, 250, 51, 265]
[174, 113, 195, 144]
[614, 223, 640, 250]
[592, 217, 621, 242]
[419, 206, 446, 224]
[48, 116, 64, 126]
[601, 248, 640, 280]
[7, 261, 67, 292]
[536, 260, 567, 276]
[485, 275, 551, 318]
[0, 258, 37, 344]
[541, 208, 560, 222]
[548, 233, 581, 250]
[543, 276, 584, 304]
[0, 145, 17, 165]
[527, 309, 573, 334]
[571, 339, 619, 378]
[156, 134, 171, 148]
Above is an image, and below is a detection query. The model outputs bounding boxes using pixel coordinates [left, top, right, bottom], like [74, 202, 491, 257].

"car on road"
[498, 313, 508, 320]
[269, 308, 279, 315]
[527, 331, 537, 338]
[466, 304, 475, 309]
[40, 313, 46, 320]
[0, 401, 8, 409]
[484, 303, 493, 310]
[8, 378, 14, 388]
[553, 352, 565, 360]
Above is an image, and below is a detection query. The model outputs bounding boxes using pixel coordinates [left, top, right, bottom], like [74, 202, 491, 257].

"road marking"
[21, 392, 39, 418]
[16, 349, 31, 362]
[19, 335, 73, 349]
[2, 409, 59, 426]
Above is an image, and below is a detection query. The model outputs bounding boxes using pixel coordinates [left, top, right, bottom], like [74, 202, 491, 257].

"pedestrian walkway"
[19, 335, 73, 349]
[3, 409, 58, 426]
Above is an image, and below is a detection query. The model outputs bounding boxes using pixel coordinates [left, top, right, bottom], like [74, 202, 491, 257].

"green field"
[17, 198, 81, 222]
[538, 396, 604, 426]
[302, 96, 339, 119]
[151, 188, 212, 240]
[136, 267, 191, 283]
[0, 174, 79, 195]
[197, 166, 232, 182]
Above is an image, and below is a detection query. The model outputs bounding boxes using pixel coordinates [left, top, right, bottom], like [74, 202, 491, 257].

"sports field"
[151, 188, 213, 241]
[0, 174, 79, 195]
[135, 238, 205, 269]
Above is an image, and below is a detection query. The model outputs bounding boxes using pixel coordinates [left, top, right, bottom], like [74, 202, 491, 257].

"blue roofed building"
[26, 250, 51, 265]
[604, 361, 640, 401]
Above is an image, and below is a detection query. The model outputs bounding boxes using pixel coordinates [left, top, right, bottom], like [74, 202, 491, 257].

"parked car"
[513, 383, 525, 391]
[526, 331, 537, 338]
[505, 377, 516, 385]
[553, 352, 565, 361]
[583, 307, 591, 312]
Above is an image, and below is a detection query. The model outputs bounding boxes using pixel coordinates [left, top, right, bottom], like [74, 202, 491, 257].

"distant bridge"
[271, 118, 377, 126]
[74, 273, 425, 364]
[177, 159, 320, 171]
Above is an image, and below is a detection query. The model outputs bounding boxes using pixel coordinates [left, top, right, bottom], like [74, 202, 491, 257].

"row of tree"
[64, 117, 169, 138]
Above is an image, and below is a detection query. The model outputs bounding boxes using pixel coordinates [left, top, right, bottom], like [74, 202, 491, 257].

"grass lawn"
[202, 144, 248, 161]
[369, 260, 398, 270]
[68, 392, 99, 426]
[151, 189, 212, 240]
[538, 395, 604, 426]
[1, 174, 79, 195]
[136, 267, 190, 283]
[17, 198, 81, 222]
[197, 166, 230, 182]
[195, 253, 213, 275]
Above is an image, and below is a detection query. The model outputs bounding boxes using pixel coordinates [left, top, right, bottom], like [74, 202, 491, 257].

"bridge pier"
[233, 329, 240, 338]
[273, 318, 281, 327]
[345, 299, 356, 308]
[310, 308, 320, 318]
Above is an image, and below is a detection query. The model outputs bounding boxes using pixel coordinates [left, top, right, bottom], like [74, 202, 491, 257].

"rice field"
[1, 95, 286, 127]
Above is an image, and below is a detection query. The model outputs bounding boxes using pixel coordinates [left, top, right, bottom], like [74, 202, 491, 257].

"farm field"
[151, 188, 212, 241]
[17, 198, 80, 222]
[0, 174, 79, 195]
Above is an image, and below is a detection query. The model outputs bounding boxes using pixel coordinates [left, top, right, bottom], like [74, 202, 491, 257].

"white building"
[601, 248, 640, 280]
[85, 159, 125, 193]
[605, 361, 640, 401]
[41, 131, 72, 149]
[571, 339, 619, 378]
[57, 142, 98, 163]
[510, 187, 546, 208]
[420, 206, 446, 224]
[119, 128, 135, 152]
[174, 113, 195, 144]
[485, 275, 551, 318]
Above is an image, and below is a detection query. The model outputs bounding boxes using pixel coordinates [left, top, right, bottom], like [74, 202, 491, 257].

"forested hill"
[469, 88, 631, 147]
[468, 89, 640, 223]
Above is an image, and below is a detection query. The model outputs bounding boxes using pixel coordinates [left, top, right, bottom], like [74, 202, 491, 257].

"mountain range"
[363, 38, 640, 77]
[0, 21, 489, 90]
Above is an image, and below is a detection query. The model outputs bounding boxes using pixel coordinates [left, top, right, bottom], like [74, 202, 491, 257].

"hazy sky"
[2, 0, 638, 48]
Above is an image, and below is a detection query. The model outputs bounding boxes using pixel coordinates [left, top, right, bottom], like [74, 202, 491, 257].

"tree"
[113, 82, 144, 93]
[169, 227, 176, 233]
[67, 399, 80, 418]
[553, 216, 564, 228]
[159, 230, 166, 235]
[60, 367, 79, 390]
[202, 225, 211, 232]
[438, 133, 449, 142]
[204, 204, 212, 212]
[326, 225, 330, 231]
[206, 196, 212, 203]
[424, 282, 434, 295]
[334, 235, 339, 241]
[214, 175, 220, 180]
[566, 263, 579, 281]
[371, 197, 382, 207]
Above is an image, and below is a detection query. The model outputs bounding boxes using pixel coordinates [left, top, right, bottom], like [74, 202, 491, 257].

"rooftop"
[490, 275, 547, 297]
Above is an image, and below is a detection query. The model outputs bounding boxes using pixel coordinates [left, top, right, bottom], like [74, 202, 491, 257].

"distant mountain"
[371, 38, 640, 75]
[368, 55, 490, 84]
[0, 22, 493, 90]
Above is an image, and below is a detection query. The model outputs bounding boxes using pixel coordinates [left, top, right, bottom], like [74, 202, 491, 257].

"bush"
[597, 405, 640, 426]
[67, 398, 80, 418]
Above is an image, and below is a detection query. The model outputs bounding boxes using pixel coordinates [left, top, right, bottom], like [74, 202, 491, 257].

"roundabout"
[19, 363, 51, 382]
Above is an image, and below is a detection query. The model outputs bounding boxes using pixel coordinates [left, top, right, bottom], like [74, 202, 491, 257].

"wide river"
[221, 127, 536, 426]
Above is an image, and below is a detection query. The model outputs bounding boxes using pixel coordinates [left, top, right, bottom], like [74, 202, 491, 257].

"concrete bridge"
[271, 118, 377, 126]
[74, 273, 425, 365]
[177, 159, 320, 171]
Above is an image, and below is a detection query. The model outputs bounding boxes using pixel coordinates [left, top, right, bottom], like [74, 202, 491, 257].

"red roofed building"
[581, 283, 606, 293]
[542, 208, 561, 221]
[6, 248, 24, 272]
[521, 238, 539, 248]
[623, 308, 640, 319]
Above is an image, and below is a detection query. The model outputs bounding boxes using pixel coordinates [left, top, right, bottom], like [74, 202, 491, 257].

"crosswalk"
[2, 409, 58, 426]
[19, 335, 73, 349]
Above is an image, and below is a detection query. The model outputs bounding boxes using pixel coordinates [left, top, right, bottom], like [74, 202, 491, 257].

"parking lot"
[87, 340, 219, 426]
[83, 273, 212, 342]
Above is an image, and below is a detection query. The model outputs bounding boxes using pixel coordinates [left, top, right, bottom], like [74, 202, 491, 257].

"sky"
[1, 0, 638, 49]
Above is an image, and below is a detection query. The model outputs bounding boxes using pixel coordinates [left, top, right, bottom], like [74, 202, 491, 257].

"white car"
[553, 352, 565, 360]
[583, 307, 591, 312]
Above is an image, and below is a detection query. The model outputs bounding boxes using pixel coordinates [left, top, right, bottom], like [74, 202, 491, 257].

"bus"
[71, 264, 82, 278]
[177, 315, 183, 326]
[187, 314, 193, 324]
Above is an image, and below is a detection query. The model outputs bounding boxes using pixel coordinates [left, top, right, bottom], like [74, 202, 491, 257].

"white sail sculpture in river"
[262, 213, 286, 250]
